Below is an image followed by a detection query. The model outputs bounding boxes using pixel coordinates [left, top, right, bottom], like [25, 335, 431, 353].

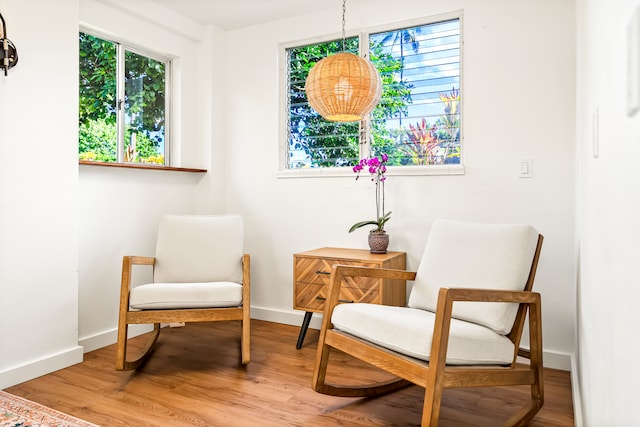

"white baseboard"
[250, 305, 323, 330]
[79, 324, 153, 353]
[0, 346, 84, 389]
[541, 349, 572, 371]
[570, 353, 583, 427]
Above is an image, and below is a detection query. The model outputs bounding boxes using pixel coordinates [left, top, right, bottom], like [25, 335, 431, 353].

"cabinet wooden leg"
[296, 312, 313, 349]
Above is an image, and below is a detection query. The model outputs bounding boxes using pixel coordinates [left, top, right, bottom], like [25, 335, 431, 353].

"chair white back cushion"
[153, 214, 244, 284]
[408, 219, 539, 335]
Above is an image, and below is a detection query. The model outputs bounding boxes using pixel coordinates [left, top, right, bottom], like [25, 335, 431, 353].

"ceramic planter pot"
[368, 231, 389, 254]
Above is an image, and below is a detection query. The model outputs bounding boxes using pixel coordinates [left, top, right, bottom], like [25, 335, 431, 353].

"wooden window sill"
[79, 160, 207, 173]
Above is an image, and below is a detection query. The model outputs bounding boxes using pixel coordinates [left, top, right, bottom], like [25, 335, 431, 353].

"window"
[283, 15, 461, 172]
[79, 32, 170, 165]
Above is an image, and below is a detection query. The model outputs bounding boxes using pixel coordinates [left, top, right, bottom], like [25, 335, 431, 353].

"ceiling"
[148, 0, 337, 31]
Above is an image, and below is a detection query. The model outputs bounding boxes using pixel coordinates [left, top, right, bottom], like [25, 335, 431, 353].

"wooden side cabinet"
[293, 247, 407, 348]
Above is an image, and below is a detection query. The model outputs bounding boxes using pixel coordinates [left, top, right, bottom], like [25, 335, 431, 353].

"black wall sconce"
[0, 12, 18, 76]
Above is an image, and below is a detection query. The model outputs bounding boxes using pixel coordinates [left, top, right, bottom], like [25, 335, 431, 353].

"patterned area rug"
[0, 391, 99, 427]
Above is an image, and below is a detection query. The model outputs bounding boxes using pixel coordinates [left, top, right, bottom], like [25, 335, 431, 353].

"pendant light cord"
[341, 0, 347, 51]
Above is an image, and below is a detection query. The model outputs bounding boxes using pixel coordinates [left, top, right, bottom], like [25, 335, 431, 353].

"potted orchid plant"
[348, 153, 391, 253]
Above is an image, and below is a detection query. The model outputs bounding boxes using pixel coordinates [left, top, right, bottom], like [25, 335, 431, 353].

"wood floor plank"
[4, 320, 574, 426]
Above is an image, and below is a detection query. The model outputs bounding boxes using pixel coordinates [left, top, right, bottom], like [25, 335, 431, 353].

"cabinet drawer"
[294, 282, 380, 311]
[295, 257, 379, 288]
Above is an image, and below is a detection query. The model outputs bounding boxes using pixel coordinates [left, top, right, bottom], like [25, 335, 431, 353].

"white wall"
[224, 0, 577, 369]
[77, 0, 224, 351]
[0, 0, 82, 388]
[576, 0, 640, 424]
[1, 0, 580, 391]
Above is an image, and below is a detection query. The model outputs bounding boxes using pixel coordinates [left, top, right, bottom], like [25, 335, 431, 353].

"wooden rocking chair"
[116, 214, 250, 370]
[312, 219, 544, 426]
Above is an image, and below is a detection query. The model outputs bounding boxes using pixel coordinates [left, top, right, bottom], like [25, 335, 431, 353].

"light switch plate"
[519, 159, 532, 178]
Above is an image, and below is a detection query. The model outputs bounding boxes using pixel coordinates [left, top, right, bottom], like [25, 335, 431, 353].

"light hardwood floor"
[5, 320, 574, 426]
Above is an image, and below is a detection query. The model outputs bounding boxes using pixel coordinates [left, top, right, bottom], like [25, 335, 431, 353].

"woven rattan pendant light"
[305, 0, 382, 122]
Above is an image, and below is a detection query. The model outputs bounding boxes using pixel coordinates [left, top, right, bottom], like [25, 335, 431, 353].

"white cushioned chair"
[312, 219, 544, 426]
[116, 214, 250, 370]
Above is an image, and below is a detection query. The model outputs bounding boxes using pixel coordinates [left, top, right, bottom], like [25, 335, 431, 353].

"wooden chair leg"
[116, 323, 161, 371]
[241, 318, 250, 365]
[422, 374, 444, 427]
[240, 254, 250, 365]
[514, 364, 544, 426]
[506, 301, 545, 426]
[311, 339, 331, 393]
[115, 319, 129, 371]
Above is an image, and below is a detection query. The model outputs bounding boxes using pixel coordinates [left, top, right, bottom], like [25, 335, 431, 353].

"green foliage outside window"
[286, 18, 461, 169]
[288, 38, 412, 168]
[288, 38, 361, 168]
[79, 34, 116, 127]
[79, 32, 167, 164]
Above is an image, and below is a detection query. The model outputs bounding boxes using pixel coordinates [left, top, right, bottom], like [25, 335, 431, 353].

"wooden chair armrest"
[120, 256, 156, 296]
[118, 256, 157, 332]
[331, 264, 417, 281]
[123, 255, 156, 266]
[442, 287, 541, 304]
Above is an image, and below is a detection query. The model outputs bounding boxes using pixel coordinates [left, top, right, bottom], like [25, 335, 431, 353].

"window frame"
[278, 11, 464, 178]
[79, 28, 173, 167]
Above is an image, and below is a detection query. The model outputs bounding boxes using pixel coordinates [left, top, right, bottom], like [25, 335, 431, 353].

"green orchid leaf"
[349, 211, 393, 233]
[348, 220, 379, 233]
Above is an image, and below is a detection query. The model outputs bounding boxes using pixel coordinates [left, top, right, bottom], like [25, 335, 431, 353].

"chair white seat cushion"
[332, 303, 515, 365]
[129, 282, 243, 310]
